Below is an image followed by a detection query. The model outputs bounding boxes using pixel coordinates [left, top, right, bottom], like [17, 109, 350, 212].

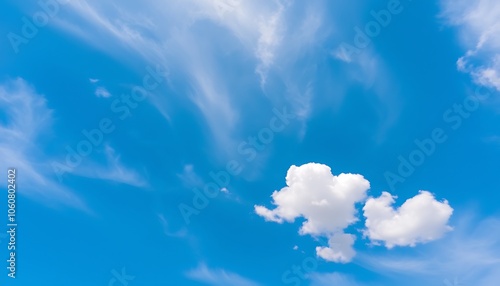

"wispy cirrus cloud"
[52, 0, 331, 150]
[185, 263, 260, 286]
[0, 78, 146, 212]
[0, 78, 87, 210]
[310, 272, 367, 286]
[157, 213, 187, 238]
[359, 214, 500, 285]
[68, 144, 148, 188]
[441, 0, 500, 91]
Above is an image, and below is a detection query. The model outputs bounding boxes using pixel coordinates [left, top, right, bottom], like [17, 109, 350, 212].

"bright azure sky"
[1, 0, 500, 285]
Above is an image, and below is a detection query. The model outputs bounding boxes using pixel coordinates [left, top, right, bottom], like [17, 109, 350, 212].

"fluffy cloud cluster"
[255, 163, 454, 263]
[441, 0, 500, 91]
[363, 191, 453, 248]
[255, 163, 370, 262]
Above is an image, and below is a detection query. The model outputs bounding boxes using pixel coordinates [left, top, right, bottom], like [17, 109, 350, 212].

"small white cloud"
[363, 191, 453, 248]
[255, 163, 370, 263]
[94, 86, 111, 98]
[186, 263, 260, 286]
[293, 245, 298, 250]
[221, 187, 229, 193]
[89, 78, 99, 83]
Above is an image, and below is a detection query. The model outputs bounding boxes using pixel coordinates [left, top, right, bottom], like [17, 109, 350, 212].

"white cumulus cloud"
[363, 191, 453, 248]
[254, 162, 370, 263]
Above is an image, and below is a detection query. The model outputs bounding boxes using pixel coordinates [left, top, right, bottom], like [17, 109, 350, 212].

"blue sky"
[1, 0, 500, 285]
